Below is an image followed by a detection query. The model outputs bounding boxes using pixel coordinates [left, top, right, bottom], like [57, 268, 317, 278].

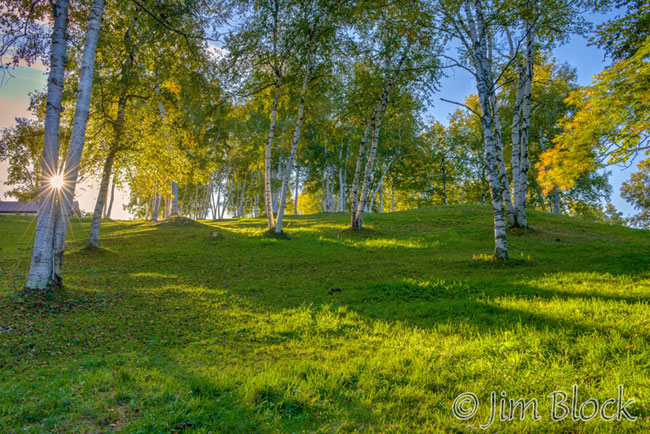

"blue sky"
[0, 9, 639, 219]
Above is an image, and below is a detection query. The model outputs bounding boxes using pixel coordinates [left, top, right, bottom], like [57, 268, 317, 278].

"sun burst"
[49, 173, 65, 190]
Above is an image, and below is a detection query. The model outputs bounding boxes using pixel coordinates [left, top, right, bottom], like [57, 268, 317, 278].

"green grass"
[1, 205, 649, 433]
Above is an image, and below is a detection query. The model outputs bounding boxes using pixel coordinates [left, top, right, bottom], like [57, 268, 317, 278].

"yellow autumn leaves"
[537, 36, 650, 194]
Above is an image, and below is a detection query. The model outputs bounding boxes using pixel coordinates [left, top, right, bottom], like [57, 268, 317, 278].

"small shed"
[0, 201, 38, 215]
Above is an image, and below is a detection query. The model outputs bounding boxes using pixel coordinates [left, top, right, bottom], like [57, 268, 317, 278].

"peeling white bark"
[26, 0, 70, 290]
[49, 0, 104, 281]
[462, 0, 508, 258]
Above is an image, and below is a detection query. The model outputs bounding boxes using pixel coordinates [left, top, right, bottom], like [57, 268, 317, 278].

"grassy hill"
[1, 205, 649, 433]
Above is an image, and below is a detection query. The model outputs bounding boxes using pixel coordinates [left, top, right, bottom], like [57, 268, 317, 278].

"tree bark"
[463, 0, 509, 259]
[152, 193, 161, 221]
[88, 149, 115, 248]
[514, 12, 536, 228]
[350, 113, 374, 226]
[170, 181, 179, 215]
[294, 164, 299, 215]
[264, 80, 280, 229]
[353, 97, 388, 228]
[441, 156, 447, 205]
[25, 0, 70, 291]
[487, 33, 514, 223]
[50, 0, 105, 280]
[154, 85, 180, 217]
[87, 12, 141, 247]
[105, 172, 115, 219]
[369, 152, 397, 212]
[338, 144, 349, 212]
[511, 61, 525, 222]
[352, 42, 410, 229]
[489, 85, 514, 222]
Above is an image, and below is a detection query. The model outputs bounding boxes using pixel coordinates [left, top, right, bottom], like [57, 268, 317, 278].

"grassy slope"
[1, 205, 649, 433]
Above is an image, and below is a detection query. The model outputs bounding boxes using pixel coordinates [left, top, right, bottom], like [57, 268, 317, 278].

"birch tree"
[273, 0, 344, 233]
[350, 0, 440, 229]
[438, 0, 510, 258]
[53, 0, 105, 278]
[24, 0, 70, 290]
[507, 0, 590, 227]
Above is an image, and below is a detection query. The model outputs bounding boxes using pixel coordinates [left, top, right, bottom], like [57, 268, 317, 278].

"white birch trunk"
[514, 13, 536, 228]
[264, 80, 280, 229]
[487, 34, 514, 224]
[511, 61, 525, 223]
[294, 164, 299, 215]
[325, 165, 332, 212]
[154, 86, 180, 217]
[272, 158, 282, 215]
[368, 152, 397, 214]
[463, 0, 508, 258]
[354, 98, 387, 228]
[350, 115, 374, 226]
[88, 150, 115, 248]
[88, 75, 129, 247]
[50, 0, 104, 280]
[170, 180, 179, 215]
[105, 172, 115, 219]
[353, 42, 410, 229]
[25, 0, 70, 290]
[441, 156, 448, 205]
[152, 193, 161, 221]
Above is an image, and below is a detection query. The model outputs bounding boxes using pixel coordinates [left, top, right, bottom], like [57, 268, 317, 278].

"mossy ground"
[1, 205, 649, 433]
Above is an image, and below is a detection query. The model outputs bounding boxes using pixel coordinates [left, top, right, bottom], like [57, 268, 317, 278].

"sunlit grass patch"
[1, 206, 650, 432]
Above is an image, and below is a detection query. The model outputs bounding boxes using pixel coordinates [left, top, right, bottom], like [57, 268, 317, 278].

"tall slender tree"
[25, 0, 70, 290]
[53, 0, 106, 278]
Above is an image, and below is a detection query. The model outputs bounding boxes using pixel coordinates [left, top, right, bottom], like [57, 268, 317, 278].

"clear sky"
[0, 9, 638, 219]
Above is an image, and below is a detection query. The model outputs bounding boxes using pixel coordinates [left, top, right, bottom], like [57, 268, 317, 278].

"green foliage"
[593, 0, 650, 61]
[621, 158, 650, 228]
[0, 118, 45, 201]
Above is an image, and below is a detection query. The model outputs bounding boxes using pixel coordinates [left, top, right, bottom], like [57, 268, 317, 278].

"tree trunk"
[338, 143, 349, 212]
[350, 114, 375, 226]
[155, 86, 180, 218]
[514, 13, 536, 228]
[105, 172, 115, 219]
[50, 0, 105, 281]
[88, 150, 115, 248]
[352, 42, 410, 229]
[441, 156, 447, 205]
[25, 0, 70, 291]
[511, 61, 525, 222]
[264, 78, 281, 229]
[170, 181, 179, 215]
[152, 193, 161, 221]
[487, 34, 514, 224]
[490, 88, 514, 221]
[325, 164, 332, 212]
[294, 164, 299, 215]
[463, 0, 509, 259]
[354, 97, 388, 229]
[369, 152, 397, 214]
[88, 89, 127, 248]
